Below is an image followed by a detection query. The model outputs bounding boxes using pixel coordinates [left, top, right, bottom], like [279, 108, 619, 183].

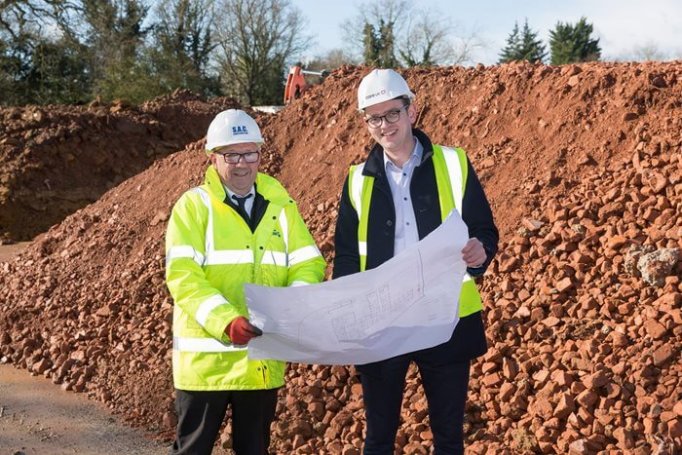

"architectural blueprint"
[245, 212, 470, 365]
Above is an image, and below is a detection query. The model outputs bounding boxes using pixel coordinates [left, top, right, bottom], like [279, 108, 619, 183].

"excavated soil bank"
[0, 90, 240, 242]
[0, 61, 681, 454]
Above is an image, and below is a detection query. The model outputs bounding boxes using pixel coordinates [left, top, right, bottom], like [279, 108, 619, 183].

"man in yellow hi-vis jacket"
[333, 70, 498, 455]
[165, 109, 325, 455]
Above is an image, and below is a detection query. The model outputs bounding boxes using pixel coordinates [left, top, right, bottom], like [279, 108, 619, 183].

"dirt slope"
[266, 62, 681, 246]
[0, 90, 239, 242]
[0, 61, 680, 454]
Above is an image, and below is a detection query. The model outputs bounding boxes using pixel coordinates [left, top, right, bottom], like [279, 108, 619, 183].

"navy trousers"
[357, 321, 480, 455]
[171, 388, 278, 455]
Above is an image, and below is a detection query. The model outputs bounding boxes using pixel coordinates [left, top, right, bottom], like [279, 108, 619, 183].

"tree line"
[0, 0, 309, 106]
[0, 1, 671, 107]
[498, 17, 601, 65]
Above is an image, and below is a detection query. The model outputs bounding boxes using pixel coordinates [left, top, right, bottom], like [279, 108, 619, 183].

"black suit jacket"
[332, 129, 498, 361]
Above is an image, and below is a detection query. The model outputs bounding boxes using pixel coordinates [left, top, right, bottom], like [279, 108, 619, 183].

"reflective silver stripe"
[278, 210, 289, 252]
[173, 336, 247, 352]
[289, 245, 321, 266]
[463, 273, 473, 282]
[440, 147, 464, 212]
[204, 249, 254, 265]
[349, 164, 366, 219]
[261, 251, 288, 267]
[290, 280, 309, 287]
[196, 294, 228, 327]
[166, 245, 205, 267]
[358, 241, 367, 256]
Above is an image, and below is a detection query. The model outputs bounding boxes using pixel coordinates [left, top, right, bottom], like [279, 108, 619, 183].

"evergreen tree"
[0, 31, 34, 104]
[499, 19, 546, 64]
[0, 1, 84, 105]
[147, 0, 219, 96]
[344, 0, 468, 67]
[27, 38, 91, 104]
[498, 21, 520, 64]
[361, 19, 398, 67]
[362, 22, 380, 66]
[549, 17, 601, 65]
[81, 0, 152, 102]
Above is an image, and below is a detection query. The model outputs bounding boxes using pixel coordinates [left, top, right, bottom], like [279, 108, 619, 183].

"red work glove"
[226, 316, 263, 345]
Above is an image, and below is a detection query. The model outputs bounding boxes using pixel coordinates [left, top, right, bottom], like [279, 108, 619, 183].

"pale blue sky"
[291, 0, 682, 64]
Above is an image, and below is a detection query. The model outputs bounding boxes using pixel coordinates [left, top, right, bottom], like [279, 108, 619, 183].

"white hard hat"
[357, 69, 415, 110]
[205, 109, 264, 152]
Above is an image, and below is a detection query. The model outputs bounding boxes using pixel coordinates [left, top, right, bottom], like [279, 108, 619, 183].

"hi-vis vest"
[165, 166, 325, 391]
[347, 145, 483, 317]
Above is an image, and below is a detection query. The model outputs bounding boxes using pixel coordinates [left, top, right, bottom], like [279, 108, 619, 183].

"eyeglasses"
[364, 106, 408, 128]
[216, 151, 260, 164]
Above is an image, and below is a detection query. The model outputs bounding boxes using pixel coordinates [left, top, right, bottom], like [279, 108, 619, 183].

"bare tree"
[305, 48, 358, 71]
[401, 10, 445, 66]
[0, 0, 76, 40]
[450, 32, 486, 66]
[213, 0, 310, 105]
[341, 0, 479, 67]
[632, 42, 667, 61]
[0, 0, 84, 104]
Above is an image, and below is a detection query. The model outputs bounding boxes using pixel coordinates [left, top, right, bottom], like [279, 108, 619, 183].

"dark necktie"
[231, 193, 253, 221]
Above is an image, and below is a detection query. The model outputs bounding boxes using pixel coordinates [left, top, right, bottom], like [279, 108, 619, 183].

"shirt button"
[406, 222, 410, 226]
[386, 220, 393, 226]
[403, 197, 408, 201]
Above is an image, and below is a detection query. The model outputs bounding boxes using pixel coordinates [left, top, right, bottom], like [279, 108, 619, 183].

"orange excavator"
[283, 65, 329, 104]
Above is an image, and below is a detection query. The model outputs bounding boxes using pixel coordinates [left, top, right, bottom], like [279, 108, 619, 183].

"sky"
[291, 0, 682, 65]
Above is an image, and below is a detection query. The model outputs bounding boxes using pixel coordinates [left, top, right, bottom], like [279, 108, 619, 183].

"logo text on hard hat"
[365, 89, 387, 100]
[232, 125, 249, 135]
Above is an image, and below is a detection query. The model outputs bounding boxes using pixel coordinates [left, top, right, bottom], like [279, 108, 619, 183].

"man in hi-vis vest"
[166, 109, 325, 454]
[333, 70, 498, 455]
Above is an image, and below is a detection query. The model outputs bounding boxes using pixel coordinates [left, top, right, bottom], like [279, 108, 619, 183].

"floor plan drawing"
[311, 253, 425, 344]
[246, 212, 470, 365]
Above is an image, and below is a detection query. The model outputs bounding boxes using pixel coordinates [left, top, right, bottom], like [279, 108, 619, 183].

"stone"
[576, 390, 599, 409]
[643, 319, 667, 339]
[554, 394, 576, 420]
[652, 345, 674, 366]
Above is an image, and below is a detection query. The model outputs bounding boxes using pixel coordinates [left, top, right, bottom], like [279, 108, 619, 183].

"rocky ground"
[0, 61, 680, 454]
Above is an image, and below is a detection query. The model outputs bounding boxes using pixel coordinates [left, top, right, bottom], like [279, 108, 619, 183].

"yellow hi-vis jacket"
[165, 166, 325, 391]
[347, 145, 483, 317]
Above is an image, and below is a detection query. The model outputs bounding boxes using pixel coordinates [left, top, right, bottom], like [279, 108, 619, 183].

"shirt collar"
[383, 139, 423, 171]
[224, 185, 255, 201]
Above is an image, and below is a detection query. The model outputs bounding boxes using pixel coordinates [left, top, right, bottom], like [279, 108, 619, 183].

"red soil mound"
[1, 61, 680, 453]
[0, 90, 239, 242]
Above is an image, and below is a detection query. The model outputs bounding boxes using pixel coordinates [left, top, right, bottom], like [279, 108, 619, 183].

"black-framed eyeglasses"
[216, 151, 260, 164]
[364, 106, 408, 128]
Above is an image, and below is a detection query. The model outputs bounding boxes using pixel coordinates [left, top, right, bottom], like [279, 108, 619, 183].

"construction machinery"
[284, 65, 329, 104]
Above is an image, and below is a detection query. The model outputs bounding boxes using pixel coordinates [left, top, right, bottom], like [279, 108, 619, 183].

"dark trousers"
[358, 339, 472, 454]
[171, 388, 278, 455]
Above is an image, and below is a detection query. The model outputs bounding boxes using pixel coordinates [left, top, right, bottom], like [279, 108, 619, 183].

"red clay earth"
[0, 61, 680, 454]
[0, 90, 240, 242]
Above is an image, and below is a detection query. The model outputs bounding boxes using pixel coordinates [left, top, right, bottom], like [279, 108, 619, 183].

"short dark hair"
[397, 95, 411, 107]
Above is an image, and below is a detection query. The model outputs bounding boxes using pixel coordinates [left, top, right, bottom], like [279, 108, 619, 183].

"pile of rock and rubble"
[0, 90, 239, 242]
[0, 61, 680, 454]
